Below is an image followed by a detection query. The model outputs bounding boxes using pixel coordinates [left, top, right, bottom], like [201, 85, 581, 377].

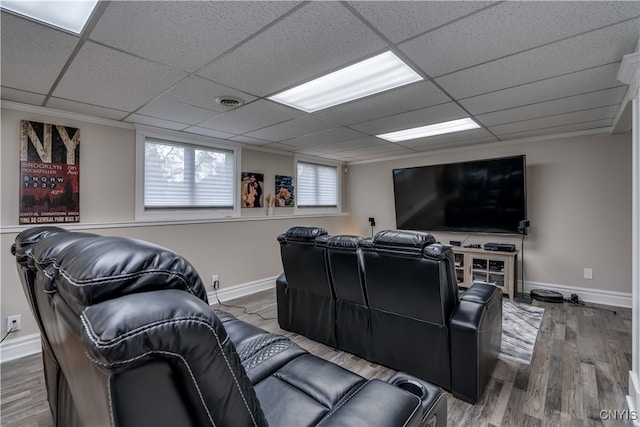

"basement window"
[295, 160, 341, 214]
[135, 127, 239, 221]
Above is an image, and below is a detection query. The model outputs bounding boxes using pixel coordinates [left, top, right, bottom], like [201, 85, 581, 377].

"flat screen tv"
[393, 155, 526, 234]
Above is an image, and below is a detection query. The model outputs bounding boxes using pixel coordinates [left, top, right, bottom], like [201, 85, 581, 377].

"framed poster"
[275, 175, 294, 207]
[19, 120, 80, 224]
[241, 172, 264, 208]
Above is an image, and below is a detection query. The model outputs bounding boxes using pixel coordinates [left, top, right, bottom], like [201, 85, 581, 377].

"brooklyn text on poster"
[19, 120, 80, 224]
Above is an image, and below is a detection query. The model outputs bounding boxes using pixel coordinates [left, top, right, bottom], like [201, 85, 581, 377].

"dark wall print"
[19, 120, 80, 224]
[275, 175, 294, 207]
[241, 172, 264, 208]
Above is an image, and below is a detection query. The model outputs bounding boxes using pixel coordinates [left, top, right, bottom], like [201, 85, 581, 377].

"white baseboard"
[208, 275, 277, 305]
[522, 281, 632, 308]
[0, 333, 41, 363]
[0, 276, 278, 363]
[627, 372, 640, 426]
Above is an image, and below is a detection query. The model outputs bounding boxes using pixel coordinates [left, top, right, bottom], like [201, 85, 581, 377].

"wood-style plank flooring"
[1, 289, 632, 426]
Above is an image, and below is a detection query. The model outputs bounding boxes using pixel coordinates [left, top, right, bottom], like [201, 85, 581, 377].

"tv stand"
[452, 247, 517, 300]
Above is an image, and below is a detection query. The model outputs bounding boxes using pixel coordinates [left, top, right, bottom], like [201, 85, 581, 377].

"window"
[136, 127, 238, 221]
[297, 161, 338, 208]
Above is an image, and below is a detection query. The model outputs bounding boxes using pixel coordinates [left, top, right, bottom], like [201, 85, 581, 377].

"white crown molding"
[347, 127, 614, 165]
[618, 52, 640, 92]
[1, 100, 135, 130]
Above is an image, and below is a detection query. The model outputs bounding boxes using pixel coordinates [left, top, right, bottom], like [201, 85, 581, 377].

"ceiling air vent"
[215, 96, 244, 108]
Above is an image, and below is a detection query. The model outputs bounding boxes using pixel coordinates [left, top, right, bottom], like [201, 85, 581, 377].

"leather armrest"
[461, 282, 502, 307]
[276, 272, 290, 329]
[450, 287, 502, 403]
[316, 379, 422, 427]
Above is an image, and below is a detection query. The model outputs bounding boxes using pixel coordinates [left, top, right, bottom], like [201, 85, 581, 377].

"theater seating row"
[276, 226, 503, 404]
[12, 227, 446, 427]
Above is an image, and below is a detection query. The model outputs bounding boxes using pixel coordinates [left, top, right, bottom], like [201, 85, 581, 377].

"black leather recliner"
[276, 227, 503, 404]
[325, 235, 370, 359]
[276, 226, 336, 347]
[12, 227, 447, 427]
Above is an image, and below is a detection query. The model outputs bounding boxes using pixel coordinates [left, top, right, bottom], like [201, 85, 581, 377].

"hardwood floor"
[1, 289, 632, 426]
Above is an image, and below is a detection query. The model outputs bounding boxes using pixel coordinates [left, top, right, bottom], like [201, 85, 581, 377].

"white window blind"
[297, 161, 337, 207]
[144, 138, 234, 209]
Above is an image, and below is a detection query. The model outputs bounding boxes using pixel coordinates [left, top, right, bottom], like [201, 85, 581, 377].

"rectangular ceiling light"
[268, 51, 423, 113]
[376, 118, 481, 142]
[1, 0, 99, 34]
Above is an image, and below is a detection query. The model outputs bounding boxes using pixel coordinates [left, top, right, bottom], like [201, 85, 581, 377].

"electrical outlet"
[211, 274, 219, 290]
[583, 268, 593, 280]
[7, 315, 21, 332]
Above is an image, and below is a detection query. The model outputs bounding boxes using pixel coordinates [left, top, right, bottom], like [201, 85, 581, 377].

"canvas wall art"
[275, 175, 294, 207]
[19, 120, 80, 224]
[241, 172, 264, 208]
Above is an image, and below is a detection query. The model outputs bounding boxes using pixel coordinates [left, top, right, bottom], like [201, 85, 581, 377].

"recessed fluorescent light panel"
[268, 51, 423, 113]
[376, 118, 481, 142]
[1, 0, 99, 34]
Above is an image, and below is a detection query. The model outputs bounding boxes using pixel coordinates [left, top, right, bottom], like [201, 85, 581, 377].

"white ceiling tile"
[229, 135, 271, 145]
[197, 100, 303, 134]
[460, 63, 624, 115]
[245, 115, 336, 142]
[261, 142, 297, 152]
[126, 114, 189, 131]
[137, 98, 218, 125]
[197, 2, 387, 96]
[401, 2, 640, 77]
[355, 148, 416, 160]
[412, 136, 499, 153]
[396, 128, 496, 150]
[184, 126, 236, 140]
[349, 1, 495, 43]
[350, 102, 469, 135]
[476, 87, 626, 127]
[284, 127, 367, 148]
[488, 105, 618, 135]
[317, 152, 354, 161]
[46, 98, 128, 121]
[1, 12, 79, 93]
[319, 136, 386, 153]
[90, 1, 299, 73]
[337, 142, 409, 157]
[435, 19, 639, 99]
[1, 87, 46, 105]
[53, 42, 187, 111]
[162, 76, 256, 112]
[315, 81, 452, 125]
[498, 119, 614, 140]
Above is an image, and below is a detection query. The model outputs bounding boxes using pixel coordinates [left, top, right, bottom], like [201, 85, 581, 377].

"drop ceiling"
[1, 1, 638, 163]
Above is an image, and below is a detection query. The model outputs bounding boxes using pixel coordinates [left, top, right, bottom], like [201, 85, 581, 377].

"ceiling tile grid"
[1, 1, 638, 163]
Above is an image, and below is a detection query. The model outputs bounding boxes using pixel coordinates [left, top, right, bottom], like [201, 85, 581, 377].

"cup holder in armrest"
[393, 378, 426, 399]
[388, 372, 447, 427]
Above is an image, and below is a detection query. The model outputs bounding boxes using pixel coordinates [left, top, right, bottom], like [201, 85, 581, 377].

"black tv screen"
[393, 155, 527, 234]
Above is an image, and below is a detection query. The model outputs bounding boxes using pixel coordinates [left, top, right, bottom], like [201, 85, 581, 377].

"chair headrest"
[11, 226, 67, 263]
[278, 226, 328, 244]
[32, 233, 207, 316]
[370, 230, 436, 254]
[326, 235, 363, 250]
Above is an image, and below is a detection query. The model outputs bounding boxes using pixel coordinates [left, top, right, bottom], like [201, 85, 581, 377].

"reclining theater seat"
[12, 227, 446, 427]
[360, 230, 503, 403]
[324, 235, 370, 358]
[360, 230, 457, 390]
[276, 226, 337, 347]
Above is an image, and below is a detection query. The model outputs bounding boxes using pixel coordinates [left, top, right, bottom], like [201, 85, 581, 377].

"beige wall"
[345, 132, 632, 294]
[0, 106, 348, 339]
